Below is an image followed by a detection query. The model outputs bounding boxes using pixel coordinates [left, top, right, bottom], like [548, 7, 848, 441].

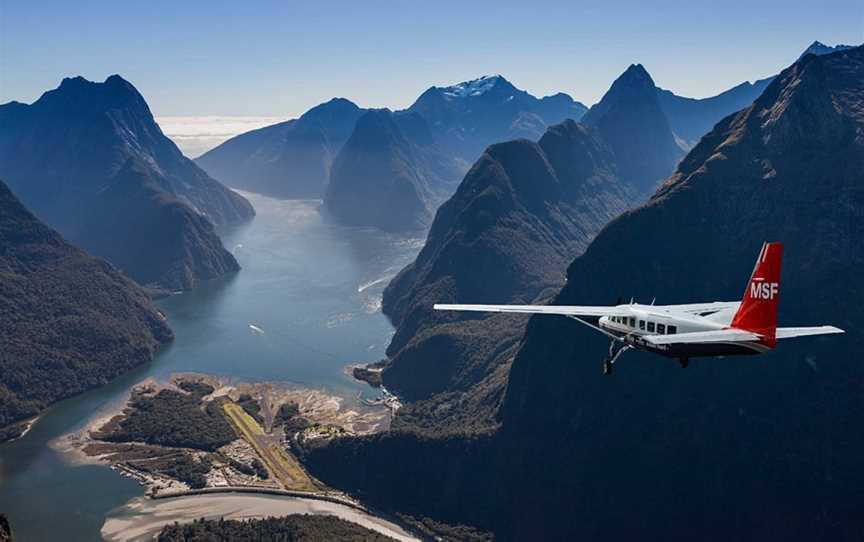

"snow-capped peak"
[441, 75, 503, 98]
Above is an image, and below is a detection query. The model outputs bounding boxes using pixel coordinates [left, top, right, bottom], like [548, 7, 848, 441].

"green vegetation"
[228, 457, 269, 480]
[94, 388, 236, 451]
[128, 453, 213, 489]
[157, 515, 395, 541]
[177, 381, 215, 398]
[276, 402, 309, 435]
[276, 402, 299, 424]
[399, 515, 492, 542]
[236, 394, 263, 424]
[0, 179, 172, 442]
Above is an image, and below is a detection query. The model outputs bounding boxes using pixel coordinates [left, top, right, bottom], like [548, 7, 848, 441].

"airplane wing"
[775, 326, 845, 339]
[644, 329, 761, 345]
[645, 326, 845, 346]
[433, 304, 630, 317]
[655, 302, 740, 314]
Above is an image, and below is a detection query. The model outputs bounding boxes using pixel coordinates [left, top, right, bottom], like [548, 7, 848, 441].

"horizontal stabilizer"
[775, 326, 845, 339]
[433, 304, 630, 317]
[645, 329, 761, 345]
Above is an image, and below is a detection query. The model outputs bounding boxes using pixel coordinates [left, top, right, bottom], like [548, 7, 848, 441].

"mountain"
[199, 75, 586, 208]
[379, 121, 638, 421]
[0, 178, 172, 443]
[492, 43, 864, 542]
[798, 40, 856, 59]
[196, 98, 365, 198]
[306, 47, 864, 541]
[656, 77, 774, 146]
[375, 64, 686, 425]
[82, 159, 242, 289]
[323, 109, 462, 231]
[0, 515, 10, 542]
[581, 64, 685, 193]
[0, 75, 253, 290]
[408, 75, 587, 162]
[657, 40, 861, 147]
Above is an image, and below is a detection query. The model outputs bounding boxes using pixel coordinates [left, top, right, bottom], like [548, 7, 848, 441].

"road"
[221, 402, 317, 491]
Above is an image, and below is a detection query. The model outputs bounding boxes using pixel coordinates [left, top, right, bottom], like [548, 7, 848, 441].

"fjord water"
[0, 192, 423, 542]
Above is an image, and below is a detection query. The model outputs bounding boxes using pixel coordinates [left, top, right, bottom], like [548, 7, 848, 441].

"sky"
[1, 0, 862, 118]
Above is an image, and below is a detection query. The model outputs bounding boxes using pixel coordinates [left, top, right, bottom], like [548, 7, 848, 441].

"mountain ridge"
[378, 120, 638, 424]
[199, 75, 587, 207]
[306, 44, 864, 542]
[197, 97, 365, 199]
[0, 178, 172, 442]
[0, 75, 252, 290]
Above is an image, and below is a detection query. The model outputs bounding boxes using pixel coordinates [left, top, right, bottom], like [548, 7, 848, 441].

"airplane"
[434, 242, 844, 374]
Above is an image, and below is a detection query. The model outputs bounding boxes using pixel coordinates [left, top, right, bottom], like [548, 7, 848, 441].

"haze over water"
[0, 193, 423, 542]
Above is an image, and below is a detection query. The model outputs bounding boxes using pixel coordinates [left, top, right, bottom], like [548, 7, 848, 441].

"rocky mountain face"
[656, 77, 774, 146]
[379, 121, 638, 423]
[656, 40, 860, 147]
[201, 75, 586, 232]
[0, 179, 172, 443]
[0, 515, 10, 542]
[323, 109, 463, 231]
[798, 39, 856, 59]
[0, 75, 253, 290]
[408, 75, 587, 162]
[196, 98, 365, 198]
[375, 64, 688, 428]
[492, 43, 864, 542]
[307, 47, 864, 541]
[582, 64, 685, 193]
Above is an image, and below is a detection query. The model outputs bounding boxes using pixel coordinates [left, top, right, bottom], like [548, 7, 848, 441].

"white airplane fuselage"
[596, 303, 769, 358]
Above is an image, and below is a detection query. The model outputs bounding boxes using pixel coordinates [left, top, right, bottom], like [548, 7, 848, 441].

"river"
[0, 193, 424, 541]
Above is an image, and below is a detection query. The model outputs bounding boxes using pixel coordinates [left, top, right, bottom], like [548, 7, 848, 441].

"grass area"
[222, 402, 317, 492]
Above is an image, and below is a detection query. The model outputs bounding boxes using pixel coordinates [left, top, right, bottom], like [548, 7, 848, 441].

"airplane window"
[647, 322, 655, 332]
[668, 325, 677, 334]
[629, 317, 636, 327]
[639, 320, 645, 330]
[657, 323, 666, 334]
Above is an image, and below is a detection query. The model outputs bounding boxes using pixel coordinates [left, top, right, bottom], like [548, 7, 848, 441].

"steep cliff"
[323, 109, 461, 231]
[380, 121, 636, 421]
[0, 179, 172, 442]
[197, 98, 365, 198]
[0, 75, 252, 289]
[308, 46, 864, 542]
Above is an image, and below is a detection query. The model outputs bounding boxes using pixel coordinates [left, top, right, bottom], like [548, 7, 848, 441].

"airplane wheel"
[679, 358, 689, 369]
[602, 360, 613, 375]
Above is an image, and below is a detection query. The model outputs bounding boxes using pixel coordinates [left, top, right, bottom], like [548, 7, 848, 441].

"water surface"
[0, 193, 422, 541]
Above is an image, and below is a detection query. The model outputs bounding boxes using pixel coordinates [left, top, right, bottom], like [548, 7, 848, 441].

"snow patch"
[442, 75, 501, 99]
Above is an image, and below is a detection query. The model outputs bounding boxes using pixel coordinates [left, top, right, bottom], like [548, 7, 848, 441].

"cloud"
[156, 116, 290, 158]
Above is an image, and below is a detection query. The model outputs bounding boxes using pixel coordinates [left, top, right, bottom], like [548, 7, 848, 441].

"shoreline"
[101, 492, 421, 542]
[149, 485, 364, 509]
[53, 373, 393, 494]
[1, 414, 41, 444]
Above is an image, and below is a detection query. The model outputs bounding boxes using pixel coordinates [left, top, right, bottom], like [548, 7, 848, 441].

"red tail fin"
[730, 242, 783, 346]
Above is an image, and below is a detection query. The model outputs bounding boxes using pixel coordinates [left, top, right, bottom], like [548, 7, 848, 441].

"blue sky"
[1, 1, 862, 117]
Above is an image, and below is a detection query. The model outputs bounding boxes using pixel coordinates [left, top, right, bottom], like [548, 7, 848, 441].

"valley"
[0, 193, 423, 542]
[0, 16, 861, 540]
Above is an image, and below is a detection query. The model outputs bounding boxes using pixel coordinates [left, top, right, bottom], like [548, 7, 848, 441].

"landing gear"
[678, 357, 689, 369]
[601, 341, 631, 375]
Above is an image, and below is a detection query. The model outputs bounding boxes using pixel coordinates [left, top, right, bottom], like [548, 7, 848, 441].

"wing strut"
[566, 315, 625, 342]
